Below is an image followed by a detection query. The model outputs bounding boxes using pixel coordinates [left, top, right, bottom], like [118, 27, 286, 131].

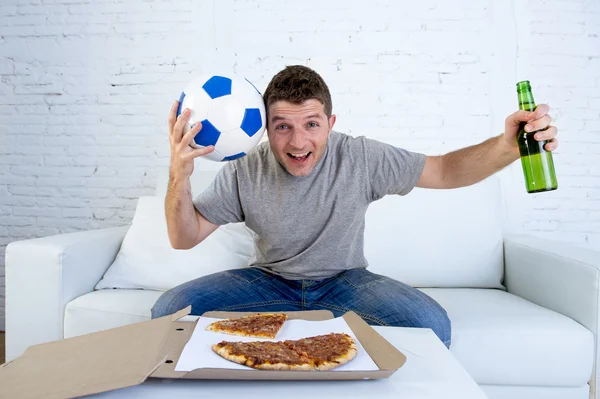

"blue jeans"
[151, 267, 451, 347]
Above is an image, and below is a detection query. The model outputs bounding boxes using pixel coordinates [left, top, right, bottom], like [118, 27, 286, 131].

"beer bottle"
[516, 80, 558, 193]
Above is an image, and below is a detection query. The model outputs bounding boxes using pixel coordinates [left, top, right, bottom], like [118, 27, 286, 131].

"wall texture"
[0, 0, 598, 330]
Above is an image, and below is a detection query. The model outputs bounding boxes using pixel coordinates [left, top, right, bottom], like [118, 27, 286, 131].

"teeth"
[290, 152, 309, 158]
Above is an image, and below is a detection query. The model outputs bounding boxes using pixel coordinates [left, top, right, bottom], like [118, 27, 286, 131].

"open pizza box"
[0, 307, 407, 398]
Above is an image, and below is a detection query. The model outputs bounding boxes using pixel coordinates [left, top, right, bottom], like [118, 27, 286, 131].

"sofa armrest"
[504, 234, 600, 333]
[5, 226, 128, 361]
[504, 234, 600, 395]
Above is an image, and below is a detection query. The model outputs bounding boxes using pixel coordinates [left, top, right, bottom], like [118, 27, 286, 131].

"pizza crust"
[255, 362, 315, 371]
[212, 344, 253, 367]
[206, 325, 276, 338]
[314, 343, 358, 371]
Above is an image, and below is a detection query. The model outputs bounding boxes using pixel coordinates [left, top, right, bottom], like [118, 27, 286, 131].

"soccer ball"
[176, 73, 266, 162]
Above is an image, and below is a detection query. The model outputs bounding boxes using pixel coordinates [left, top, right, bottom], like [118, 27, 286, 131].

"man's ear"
[328, 114, 337, 132]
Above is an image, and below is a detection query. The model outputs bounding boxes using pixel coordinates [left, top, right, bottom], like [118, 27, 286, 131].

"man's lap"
[151, 268, 303, 318]
[305, 268, 451, 345]
[151, 267, 451, 346]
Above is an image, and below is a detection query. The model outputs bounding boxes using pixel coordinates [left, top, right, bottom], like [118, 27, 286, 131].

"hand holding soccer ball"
[168, 102, 215, 181]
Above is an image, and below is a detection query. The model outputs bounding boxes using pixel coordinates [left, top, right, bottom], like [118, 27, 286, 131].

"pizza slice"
[212, 341, 314, 371]
[284, 333, 358, 371]
[206, 313, 288, 339]
[212, 333, 358, 371]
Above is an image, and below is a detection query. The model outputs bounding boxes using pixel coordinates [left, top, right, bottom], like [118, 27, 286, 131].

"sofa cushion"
[95, 196, 257, 292]
[64, 289, 163, 338]
[423, 288, 594, 387]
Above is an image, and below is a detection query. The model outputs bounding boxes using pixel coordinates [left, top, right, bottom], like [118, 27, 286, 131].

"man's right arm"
[165, 100, 219, 250]
[165, 175, 219, 250]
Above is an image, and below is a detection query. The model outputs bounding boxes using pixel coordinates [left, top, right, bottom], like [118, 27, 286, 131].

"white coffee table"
[93, 326, 487, 399]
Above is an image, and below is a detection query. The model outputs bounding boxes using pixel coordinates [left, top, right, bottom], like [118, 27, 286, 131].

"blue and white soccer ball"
[176, 73, 266, 162]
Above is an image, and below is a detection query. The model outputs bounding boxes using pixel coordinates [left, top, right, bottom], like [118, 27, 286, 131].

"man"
[152, 65, 558, 348]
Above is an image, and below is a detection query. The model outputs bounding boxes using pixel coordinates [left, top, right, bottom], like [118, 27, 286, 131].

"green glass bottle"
[516, 80, 558, 193]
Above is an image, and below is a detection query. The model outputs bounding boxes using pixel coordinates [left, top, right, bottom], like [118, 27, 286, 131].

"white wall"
[507, 0, 600, 247]
[0, 0, 598, 330]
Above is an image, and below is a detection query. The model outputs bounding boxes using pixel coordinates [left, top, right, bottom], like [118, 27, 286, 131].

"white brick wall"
[503, 0, 600, 250]
[0, 0, 598, 331]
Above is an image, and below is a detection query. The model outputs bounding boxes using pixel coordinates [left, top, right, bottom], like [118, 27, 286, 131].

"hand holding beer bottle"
[502, 81, 559, 193]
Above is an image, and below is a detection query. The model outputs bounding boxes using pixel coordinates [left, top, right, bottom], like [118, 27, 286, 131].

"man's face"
[267, 99, 336, 177]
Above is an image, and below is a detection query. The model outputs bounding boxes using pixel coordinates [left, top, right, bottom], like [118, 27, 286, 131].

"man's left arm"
[417, 104, 559, 189]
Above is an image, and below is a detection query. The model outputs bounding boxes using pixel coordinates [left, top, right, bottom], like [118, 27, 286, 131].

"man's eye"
[308, 122, 319, 128]
[276, 124, 289, 130]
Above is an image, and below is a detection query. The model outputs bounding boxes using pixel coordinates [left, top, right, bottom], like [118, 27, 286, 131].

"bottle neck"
[517, 87, 536, 112]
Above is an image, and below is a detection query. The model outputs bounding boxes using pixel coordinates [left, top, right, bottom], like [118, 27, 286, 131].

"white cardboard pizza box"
[0, 307, 407, 398]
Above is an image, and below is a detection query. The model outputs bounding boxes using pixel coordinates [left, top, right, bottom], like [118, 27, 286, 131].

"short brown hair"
[263, 65, 333, 119]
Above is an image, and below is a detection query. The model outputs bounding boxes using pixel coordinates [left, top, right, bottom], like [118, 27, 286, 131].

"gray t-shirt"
[193, 131, 426, 280]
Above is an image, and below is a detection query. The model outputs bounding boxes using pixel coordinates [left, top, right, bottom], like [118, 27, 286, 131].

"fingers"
[534, 125, 557, 141]
[512, 109, 535, 125]
[182, 145, 215, 161]
[525, 114, 552, 133]
[544, 137, 558, 151]
[531, 103, 550, 120]
[512, 103, 551, 123]
[512, 103, 552, 133]
[181, 121, 202, 147]
[168, 100, 178, 132]
[508, 103, 558, 152]
[172, 108, 192, 142]
[533, 125, 558, 152]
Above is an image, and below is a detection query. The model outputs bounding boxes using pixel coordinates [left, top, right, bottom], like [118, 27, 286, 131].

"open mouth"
[287, 152, 312, 163]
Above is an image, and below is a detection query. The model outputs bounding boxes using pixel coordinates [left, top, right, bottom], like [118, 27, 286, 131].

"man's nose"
[289, 130, 306, 149]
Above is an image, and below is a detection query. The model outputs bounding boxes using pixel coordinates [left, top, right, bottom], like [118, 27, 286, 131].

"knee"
[432, 312, 452, 348]
[386, 303, 452, 348]
[151, 289, 185, 319]
[412, 306, 452, 348]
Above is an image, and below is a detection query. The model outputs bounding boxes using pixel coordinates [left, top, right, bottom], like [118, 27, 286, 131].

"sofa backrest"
[155, 165, 505, 289]
[363, 177, 504, 288]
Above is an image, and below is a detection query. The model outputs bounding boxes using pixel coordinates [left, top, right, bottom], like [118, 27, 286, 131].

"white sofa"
[5, 167, 599, 399]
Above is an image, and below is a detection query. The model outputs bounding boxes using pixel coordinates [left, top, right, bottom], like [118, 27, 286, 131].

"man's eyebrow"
[270, 114, 324, 123]
[305, 113, 324, 120]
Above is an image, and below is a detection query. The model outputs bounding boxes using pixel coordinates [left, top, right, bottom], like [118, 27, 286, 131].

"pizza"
[212, 341, 315, 371]
[212, 333, 358, 371]
[284, 333, 358, 370]
[205, 313, 288, 339]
